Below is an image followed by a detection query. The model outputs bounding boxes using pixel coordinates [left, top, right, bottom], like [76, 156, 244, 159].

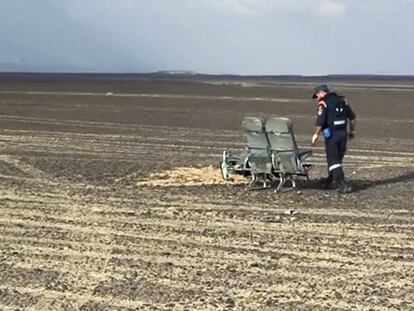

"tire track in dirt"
[2, 211, 413, 242]
[1, 230, 413, 271]
[2, 238, 412, 302]
[2, 198, 413, 225]
[0, 285, 164, 311]
[1, 218, 413, 274]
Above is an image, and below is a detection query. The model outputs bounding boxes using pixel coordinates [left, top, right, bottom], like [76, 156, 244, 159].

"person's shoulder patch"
[318, 106, 324, 116]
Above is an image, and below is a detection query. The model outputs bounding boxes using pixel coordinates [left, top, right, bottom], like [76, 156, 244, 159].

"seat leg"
[275, 175, 298, 192]
[283, 177, 296, 192]
[275, 176, 286, 193]
[264, 174, 274, 189]
[250, 174, 256, 186]
[220, 160, 229, 181]
[269, 173, 278, 187]
[245, 174, 256, 191]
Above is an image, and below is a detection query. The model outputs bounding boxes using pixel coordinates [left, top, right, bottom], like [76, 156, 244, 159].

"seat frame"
[220, 117, 312, 192]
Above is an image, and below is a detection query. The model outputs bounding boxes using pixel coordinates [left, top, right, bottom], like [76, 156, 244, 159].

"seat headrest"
[241, 117, 265, 132]
[265, 117, 293, 133]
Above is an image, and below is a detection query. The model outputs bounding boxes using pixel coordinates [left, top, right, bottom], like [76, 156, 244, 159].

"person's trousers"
[324, 130, 347, 182]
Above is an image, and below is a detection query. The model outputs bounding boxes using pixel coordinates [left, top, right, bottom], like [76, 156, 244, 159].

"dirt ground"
[0, 74, 413, 310]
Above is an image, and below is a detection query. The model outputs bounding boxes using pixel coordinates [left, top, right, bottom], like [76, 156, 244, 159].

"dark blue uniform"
[316, 93, 356, 186]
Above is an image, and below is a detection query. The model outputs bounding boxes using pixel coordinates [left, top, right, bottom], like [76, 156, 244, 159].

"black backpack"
[325, 93, 347, 130]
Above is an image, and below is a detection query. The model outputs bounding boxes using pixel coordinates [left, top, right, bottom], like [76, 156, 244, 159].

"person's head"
[312, 84, 330, 101]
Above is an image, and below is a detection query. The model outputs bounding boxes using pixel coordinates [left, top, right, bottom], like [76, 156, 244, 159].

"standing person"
[311, 84, 356, 193]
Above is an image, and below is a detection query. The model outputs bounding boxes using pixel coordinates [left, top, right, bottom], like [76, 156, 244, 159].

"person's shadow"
[301, 171, 414, 193]
[350, 170, 414, 192]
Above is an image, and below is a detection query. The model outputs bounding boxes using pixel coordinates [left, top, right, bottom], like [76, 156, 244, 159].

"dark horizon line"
[2, 71, 414, 79]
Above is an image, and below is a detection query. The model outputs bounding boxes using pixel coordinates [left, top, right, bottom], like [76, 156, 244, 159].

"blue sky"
[1, 0, 414, 75]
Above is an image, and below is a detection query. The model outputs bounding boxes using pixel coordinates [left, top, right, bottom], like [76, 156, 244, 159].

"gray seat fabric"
[265, 118, 312, 189]
[241, 117, 272, 175]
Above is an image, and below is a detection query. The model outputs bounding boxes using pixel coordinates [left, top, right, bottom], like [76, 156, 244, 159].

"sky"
[1, 0, 414, 75]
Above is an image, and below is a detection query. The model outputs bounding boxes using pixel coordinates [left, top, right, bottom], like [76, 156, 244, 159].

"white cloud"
[202, 0, 347, 16]
[317, 0, 347, 16]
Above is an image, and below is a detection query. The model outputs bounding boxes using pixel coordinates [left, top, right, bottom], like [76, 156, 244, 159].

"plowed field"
[0, 75, 413, 310]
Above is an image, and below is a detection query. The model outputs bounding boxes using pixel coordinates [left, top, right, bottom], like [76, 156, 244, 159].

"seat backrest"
[265, 117, 300, 173]
[241, 117, 268, 150]
[241, 117, 272, 174]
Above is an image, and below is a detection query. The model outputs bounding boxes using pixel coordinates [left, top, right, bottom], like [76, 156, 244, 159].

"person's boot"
[337, 178, 352, 193]
[321, 174, 334, 189]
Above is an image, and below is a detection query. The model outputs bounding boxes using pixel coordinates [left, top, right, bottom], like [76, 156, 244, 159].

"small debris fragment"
[225, 297, 235, 307]
[284, 209, 298, 216]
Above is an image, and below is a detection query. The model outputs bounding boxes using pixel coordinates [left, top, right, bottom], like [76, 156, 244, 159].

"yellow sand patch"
[136, 166, 246, 187]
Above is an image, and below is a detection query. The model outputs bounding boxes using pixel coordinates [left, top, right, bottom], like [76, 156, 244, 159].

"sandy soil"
[0, 75, 413, 310]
